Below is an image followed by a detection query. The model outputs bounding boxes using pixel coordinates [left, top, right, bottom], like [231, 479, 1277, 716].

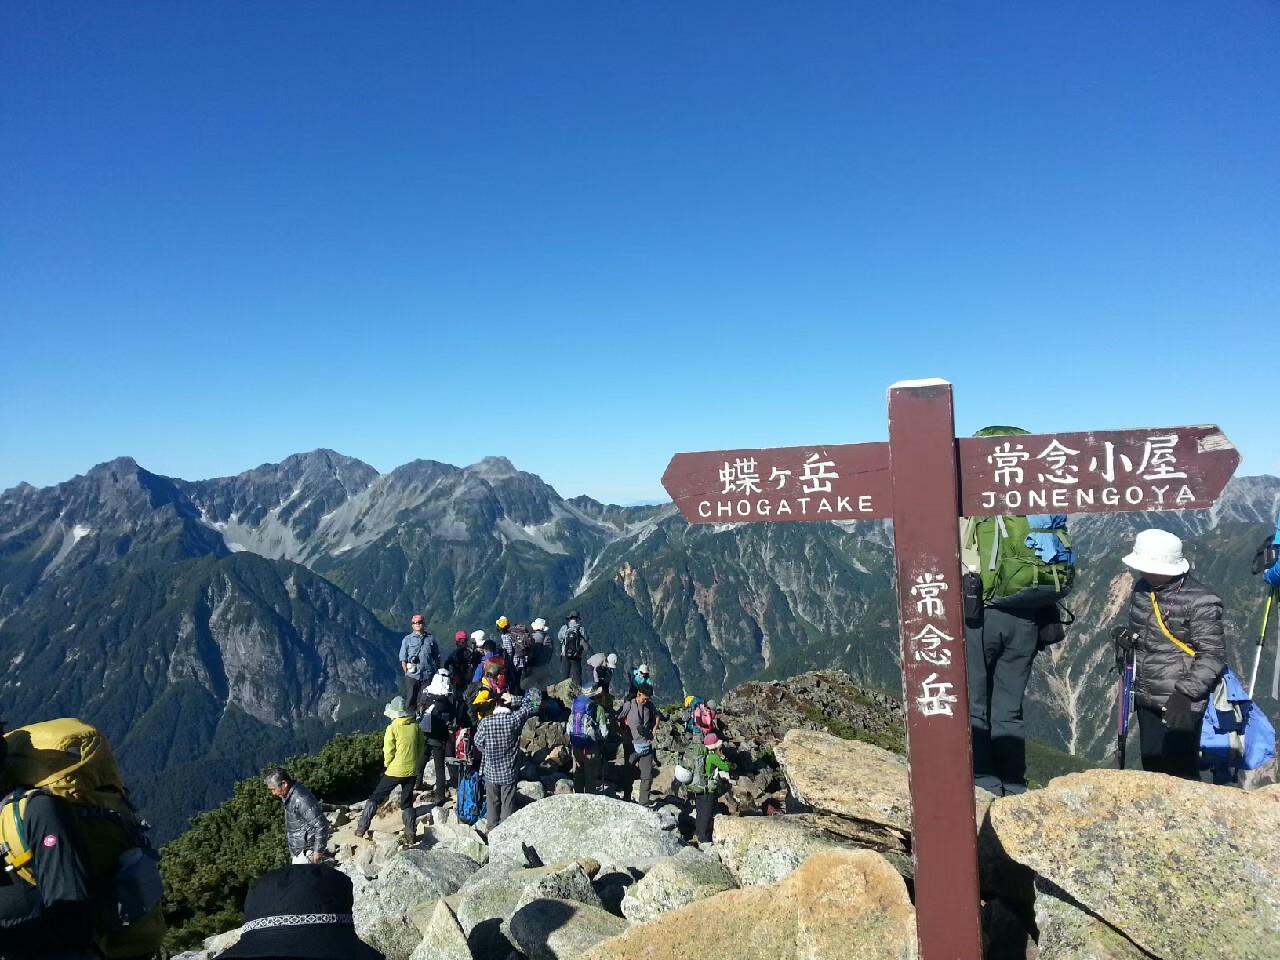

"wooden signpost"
[661, 378, 1240, 960]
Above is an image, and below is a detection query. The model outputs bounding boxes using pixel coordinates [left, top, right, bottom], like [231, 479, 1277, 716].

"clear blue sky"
[3, 2, 1276, 504]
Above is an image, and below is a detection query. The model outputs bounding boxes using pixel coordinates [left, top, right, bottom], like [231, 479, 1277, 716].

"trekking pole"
[1111, 628, 1136, 770]
[1248, 586, 1278, 700]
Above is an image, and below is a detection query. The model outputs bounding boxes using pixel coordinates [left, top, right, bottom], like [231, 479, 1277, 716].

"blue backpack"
[457, 771, 486, 826]
[568, 695, 598, 748]
[1200, 666, 1277, 781]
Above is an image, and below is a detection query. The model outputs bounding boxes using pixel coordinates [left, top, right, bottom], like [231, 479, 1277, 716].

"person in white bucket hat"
[1121, 528, 1226, 778]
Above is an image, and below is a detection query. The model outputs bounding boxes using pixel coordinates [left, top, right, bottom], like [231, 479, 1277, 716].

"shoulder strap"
[1150, 593, 1196, 658]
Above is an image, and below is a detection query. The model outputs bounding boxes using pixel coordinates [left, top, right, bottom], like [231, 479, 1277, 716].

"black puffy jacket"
[1128, 574, 1226, 712]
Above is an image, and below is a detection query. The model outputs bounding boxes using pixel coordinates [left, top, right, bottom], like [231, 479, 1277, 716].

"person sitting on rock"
[354, 696, 424, 843]
[1120, 529, 1226, 779]
[264, 767, 330, 865]
[473, 689, 542, 830]
[415, 670, 456, 805]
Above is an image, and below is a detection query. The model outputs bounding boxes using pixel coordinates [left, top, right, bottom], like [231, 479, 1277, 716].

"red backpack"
[693, 702, 716, 734]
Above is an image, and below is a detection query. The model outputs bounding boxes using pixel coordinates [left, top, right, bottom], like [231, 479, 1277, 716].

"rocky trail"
[174, 672, 1280, 960]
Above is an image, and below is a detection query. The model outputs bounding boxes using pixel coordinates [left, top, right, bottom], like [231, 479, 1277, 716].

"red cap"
[455, 630, 467, 641]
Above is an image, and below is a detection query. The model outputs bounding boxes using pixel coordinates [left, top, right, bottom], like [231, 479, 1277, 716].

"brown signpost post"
[661, 378, 1240, 960]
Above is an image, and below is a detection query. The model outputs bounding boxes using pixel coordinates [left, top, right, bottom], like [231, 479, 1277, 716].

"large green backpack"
[973, 514, 1075, 604]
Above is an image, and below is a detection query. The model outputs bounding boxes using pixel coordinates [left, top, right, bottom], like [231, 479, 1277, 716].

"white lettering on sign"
[979, 483, 1198, 512]
[799, 453, 840, 494]
[719, 458, 762, 495]
[911, 624, 954, 666]
[769, 466, 791, 489]
[910, 572, 948, 617]
[973, 433, 1199, 511]
[916, 673, 959, 717]
[695, 496, 873, 519]
[1135, 434, 1187, 480]
[988, 442, 1030, 486]
[1034, 440, 1081, 484]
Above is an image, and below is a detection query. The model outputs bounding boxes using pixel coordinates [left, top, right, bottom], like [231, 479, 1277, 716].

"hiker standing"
[626, 663, 653, 701]
[473, 690, 542, 829]
[0, 718, 98, 958]
[355, 696, 424, 841]
[265, 767, 330, 864]
[618, 686, 659, 806]
[961, 426, 1076, 797]
[683, 733, 732, 844]
[496, 616, 524, 692]
[1121, 529, 1226, 779]
[525, 617, 554, 692]
[399, 614, 439, 712]
[445, 630, 476, 722]
[567, 685, 609, 794]
[416, 671, 456, 805]
[558, 611, 591, 687]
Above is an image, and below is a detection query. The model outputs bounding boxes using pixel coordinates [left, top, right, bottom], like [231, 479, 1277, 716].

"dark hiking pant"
[485, 780, 517, 829]
[403, 675, 427, 712]
[356, 775, 416, 838]
[1137, 705, 1201, 780]
[572, 745, 601, 794]
[694, 792, 716, 843]
[416, 741, 449, 803]
[967, 605, 1040, 796]
[629, 751, 656, 805]
[565, 657, 583, 687]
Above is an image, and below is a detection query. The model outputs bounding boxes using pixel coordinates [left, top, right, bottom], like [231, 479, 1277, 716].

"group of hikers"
[333, 609, 734, 849]
[965, 425, 1277, 797]
[5, 433, 1280, 959]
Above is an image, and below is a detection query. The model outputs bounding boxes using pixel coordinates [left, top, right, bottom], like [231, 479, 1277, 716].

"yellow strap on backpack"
[0, 792, 37, 885]
[1150, 593, 1196, 658]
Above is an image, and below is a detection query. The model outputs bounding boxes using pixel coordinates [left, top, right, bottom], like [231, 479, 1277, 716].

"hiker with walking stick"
[1252, 514, 1280, 700]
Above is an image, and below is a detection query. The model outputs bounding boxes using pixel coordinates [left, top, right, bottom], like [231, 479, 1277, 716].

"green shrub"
[160, 731, 382, 952]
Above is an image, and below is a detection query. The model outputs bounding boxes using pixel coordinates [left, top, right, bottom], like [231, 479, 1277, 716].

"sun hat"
[703, 733, 723, 749]
[606, 654, 618, 668]
[220, 865, 382, 960]
[471, 630, 486, 646]
[637, 663, 650, 675]
[426, 671, 451, 697]
[1122, 529, 1190, 577]
[383, 696, 410, 720]
[531, 618, 548, 632]
[496, 616, 510, 630]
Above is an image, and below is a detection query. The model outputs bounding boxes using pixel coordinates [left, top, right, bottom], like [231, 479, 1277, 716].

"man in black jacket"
[265, 767, 330, 864]
[1122, 529, 1226, 779]
[0, 718, 98, 959]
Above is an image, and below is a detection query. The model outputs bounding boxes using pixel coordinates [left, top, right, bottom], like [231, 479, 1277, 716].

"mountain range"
[3, 450, 1278, 840]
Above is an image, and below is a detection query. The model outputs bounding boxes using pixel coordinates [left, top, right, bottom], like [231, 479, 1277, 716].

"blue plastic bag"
[1200, 666, 1277, 775]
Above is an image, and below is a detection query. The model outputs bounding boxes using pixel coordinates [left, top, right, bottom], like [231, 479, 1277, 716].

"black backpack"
[563, 626, 584, 659]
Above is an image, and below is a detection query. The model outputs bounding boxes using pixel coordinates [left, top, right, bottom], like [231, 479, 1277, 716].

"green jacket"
[383, 717, 424, 778]
[687, 746, 731, 795]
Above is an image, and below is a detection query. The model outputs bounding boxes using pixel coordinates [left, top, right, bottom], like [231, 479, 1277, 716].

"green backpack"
[973, 514, 1075, 604]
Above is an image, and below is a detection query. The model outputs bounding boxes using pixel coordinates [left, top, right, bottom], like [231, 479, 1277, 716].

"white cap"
[471, 630, 486, 646]
[606, 653, 618, 668]
[1123, 529, 1190, 577]
[531, 617, 548, 632]
[638, 663, 650, 675]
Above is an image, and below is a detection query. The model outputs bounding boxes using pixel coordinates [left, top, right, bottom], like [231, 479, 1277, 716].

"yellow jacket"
[383, 717, 424, 778]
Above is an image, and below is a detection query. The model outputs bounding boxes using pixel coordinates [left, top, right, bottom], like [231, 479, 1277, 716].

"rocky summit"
[169, 675, 1280, 960]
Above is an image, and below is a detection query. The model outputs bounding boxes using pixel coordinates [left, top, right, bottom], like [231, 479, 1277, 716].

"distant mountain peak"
[468, 456, 520, 479]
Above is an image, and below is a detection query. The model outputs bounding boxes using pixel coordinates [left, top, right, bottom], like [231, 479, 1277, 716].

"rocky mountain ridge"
[4, 450, 1279, 840]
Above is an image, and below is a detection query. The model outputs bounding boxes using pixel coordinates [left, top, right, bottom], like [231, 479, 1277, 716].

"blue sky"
[3, 2, 1276, 504]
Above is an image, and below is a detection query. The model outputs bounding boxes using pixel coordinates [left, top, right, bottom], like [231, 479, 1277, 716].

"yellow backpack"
[1, 719, 166, 959]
